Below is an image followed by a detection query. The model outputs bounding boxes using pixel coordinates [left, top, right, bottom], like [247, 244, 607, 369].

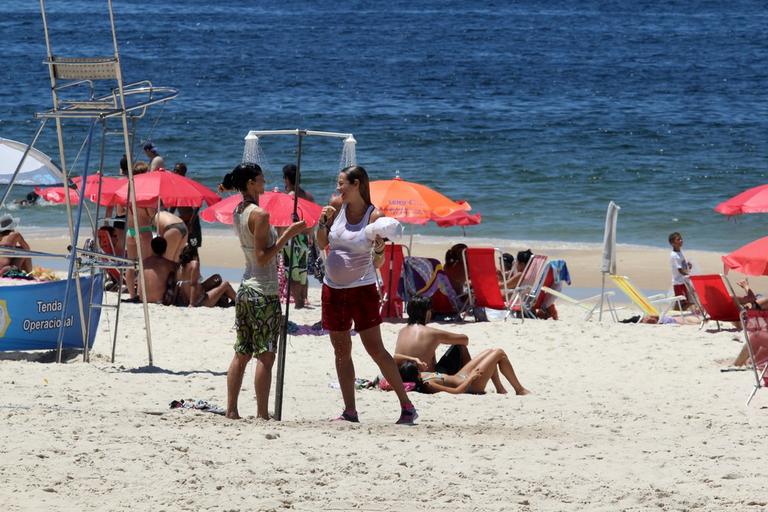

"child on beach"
[668, 232, 691, 309]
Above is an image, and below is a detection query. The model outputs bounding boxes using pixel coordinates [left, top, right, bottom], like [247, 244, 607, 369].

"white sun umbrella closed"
[599, 201, 620, 320]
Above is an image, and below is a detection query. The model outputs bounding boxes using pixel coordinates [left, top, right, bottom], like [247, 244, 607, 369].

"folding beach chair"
[378, 243, 408, 319]
[507, 262, 554, 320]
[97, 226, 123, 286]
[541, 286, 614, 321]
[740, 309, 768, 405]
[461, 247, 507, 321]
[686, 274, 742, 331]
[609, 274, 685, 321]
[506, 254, 548, 322]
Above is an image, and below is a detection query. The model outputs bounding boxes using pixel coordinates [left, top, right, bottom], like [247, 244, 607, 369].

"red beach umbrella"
[715, 184, 768, 216]
[110, 169, 220, 208]
[432, 209, 482, 227]
[200, 191, 323, 227]
[34, 184, 79, 204]
[82, 175, 127, 206]
[34, 174, 125, 205]
[370, 177, 472, 225]
[722, 236, 768, 276]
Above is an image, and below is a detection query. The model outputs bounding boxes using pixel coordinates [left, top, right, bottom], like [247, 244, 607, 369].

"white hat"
[0, 214, 19, 231]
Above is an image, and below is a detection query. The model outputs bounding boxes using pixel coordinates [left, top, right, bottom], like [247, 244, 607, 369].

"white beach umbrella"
[599, 201, 621, 320]
[0, 137, 63, 185]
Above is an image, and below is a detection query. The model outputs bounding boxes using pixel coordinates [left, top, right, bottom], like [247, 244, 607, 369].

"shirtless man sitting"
[140, 237, 178, 304]
[0, 214, 33, 276]
[394, 296, 509, 392]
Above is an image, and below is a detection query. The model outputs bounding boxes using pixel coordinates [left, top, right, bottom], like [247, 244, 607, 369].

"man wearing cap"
[143, 142, 166, 171]
[0, 214, 33, 275]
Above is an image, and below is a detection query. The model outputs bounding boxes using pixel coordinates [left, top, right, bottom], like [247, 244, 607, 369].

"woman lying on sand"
[398, 348, 530, 395]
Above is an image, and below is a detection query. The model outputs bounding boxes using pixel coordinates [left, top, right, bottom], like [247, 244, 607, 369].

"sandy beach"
[2, 231, 768, 511]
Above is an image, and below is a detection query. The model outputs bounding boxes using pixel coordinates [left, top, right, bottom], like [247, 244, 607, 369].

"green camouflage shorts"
[234, 283, 281, 356]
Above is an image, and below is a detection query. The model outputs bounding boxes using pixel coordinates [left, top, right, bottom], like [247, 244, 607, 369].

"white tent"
[0, 137, 63, 185]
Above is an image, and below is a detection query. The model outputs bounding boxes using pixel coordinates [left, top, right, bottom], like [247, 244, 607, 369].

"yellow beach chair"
[609, 275, 685, 321]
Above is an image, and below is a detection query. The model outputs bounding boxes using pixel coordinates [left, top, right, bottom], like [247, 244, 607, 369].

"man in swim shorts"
[394, 296, 471, 375]
[140, 237, 178, 304]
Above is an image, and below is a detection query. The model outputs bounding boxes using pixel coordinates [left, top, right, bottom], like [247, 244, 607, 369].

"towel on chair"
[399, 256, 463, 311]
[550, 260, 571, 286]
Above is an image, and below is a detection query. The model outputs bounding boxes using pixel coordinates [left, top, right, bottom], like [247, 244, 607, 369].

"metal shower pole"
[274, 129, 305, 421]
[244, 129, 354, 421]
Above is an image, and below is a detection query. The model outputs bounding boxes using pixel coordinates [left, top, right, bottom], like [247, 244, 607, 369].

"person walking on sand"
[669, 232, 692, 309]
[316, 165, 418, 424]
[221, 163, 305, 420]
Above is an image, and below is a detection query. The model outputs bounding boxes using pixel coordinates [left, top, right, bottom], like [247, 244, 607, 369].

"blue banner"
[0, 274, 103, 351]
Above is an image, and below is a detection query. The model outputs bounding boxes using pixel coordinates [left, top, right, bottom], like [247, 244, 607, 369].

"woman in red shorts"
[316, 165, 417, 425]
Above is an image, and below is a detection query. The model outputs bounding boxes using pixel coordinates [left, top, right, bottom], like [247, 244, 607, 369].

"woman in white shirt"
[316, 165, 417, 425]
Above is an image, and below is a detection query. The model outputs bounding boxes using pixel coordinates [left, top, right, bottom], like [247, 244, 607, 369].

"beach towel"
[549, 260, 572, 286]
[399, 256, 463, 311]
[378, 377, 417, 392]
[169, 399, 225, 415]
[286, 320, 329, 336]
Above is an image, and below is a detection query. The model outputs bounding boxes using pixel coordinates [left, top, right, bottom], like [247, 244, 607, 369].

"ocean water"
[2, 0, 768, 252]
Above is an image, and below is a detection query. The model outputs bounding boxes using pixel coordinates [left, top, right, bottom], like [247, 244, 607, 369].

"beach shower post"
[242, 129, 356, 420]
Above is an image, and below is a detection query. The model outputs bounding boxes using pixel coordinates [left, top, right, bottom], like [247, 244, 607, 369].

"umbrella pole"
[599, 272, 606, 321]
[275, 129, 305, 421]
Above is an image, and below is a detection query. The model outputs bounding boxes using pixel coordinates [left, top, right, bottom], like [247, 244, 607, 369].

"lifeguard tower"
[0, 1, 178, 364]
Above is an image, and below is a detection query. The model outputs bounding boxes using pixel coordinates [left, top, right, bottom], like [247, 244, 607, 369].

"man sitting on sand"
[140, 237, 178, 304]
[0, 214, 33, 276]
[394, 296, 509, 393]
